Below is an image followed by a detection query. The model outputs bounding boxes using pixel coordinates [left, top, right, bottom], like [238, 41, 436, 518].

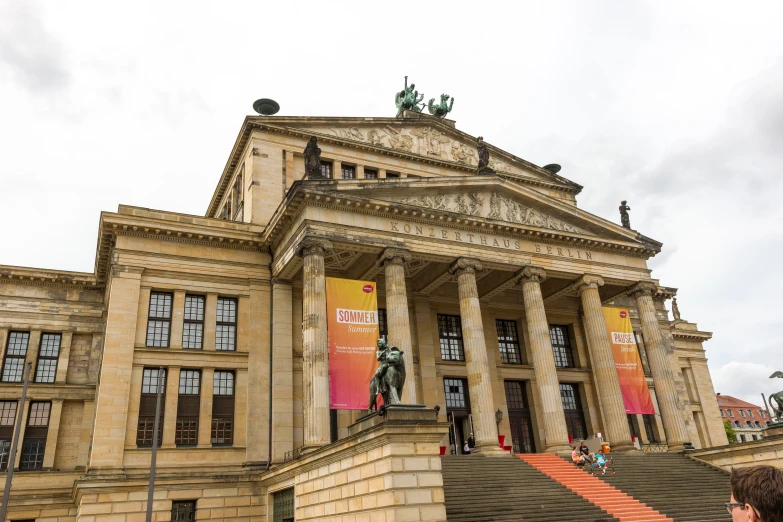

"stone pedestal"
[451, 258, 505, 455]
[631, 282, 691, 451]
[263, 406, 450, 522]
[299, 238, 332, 454]
[577, 275, 635, 452]
[518, 266, 572, 454]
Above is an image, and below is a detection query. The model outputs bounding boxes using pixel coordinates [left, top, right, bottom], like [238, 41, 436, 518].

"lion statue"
[368, 347, 406, 412]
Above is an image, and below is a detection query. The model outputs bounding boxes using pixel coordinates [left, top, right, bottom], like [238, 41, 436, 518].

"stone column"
[300, 238, 333, 453]
[198, 368, 214, 447]
[518, 266, 571, 453]
[630, 282, 690, 451]
[380, 248, 417, 405]
[450, 258, 504, 455]
[577, 275, 634, 451]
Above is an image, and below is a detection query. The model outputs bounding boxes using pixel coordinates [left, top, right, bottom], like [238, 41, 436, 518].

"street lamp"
[495, 409, 503, 425]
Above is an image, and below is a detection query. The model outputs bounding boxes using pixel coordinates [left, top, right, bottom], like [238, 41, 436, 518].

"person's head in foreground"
[727, 465, 783, 522]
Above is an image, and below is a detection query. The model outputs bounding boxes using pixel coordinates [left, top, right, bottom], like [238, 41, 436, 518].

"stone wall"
[691, 434, 783, 470]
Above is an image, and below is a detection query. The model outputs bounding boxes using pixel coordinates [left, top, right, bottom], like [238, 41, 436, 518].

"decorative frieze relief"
[395, 192, 587, 234]
[309, 125, 518, 173]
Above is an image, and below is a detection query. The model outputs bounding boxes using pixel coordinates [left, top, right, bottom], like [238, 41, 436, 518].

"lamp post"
[495, 408, 503, 425]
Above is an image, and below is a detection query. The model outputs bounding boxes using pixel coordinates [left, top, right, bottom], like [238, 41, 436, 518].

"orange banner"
[326, 277, 380, 410]
[602, 307, 656, 415]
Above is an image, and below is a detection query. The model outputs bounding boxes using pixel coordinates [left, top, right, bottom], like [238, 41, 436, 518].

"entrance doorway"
[444, 378, 472, 454]
[504, 380, 535, 453]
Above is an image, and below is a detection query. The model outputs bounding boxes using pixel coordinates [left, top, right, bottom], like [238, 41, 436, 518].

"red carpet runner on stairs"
[517, 454, 673, 522]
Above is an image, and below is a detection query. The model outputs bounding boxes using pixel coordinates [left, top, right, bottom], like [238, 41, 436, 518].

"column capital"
[576, 274, 605, 294]
[379, 247, 412, 266]
[629, 281, 657, 298]
[296, 237, 333, 257]
[517, 265, 547, 284]
[449, 257, 483, 276]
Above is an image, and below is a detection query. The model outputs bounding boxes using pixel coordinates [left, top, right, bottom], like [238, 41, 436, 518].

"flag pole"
[0, 362, 33, 522]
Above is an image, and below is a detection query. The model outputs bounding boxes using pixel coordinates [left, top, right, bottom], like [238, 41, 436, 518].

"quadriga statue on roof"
[368, 338, 406, 412]
[428, 93, 454, 118]
[395, 77, 424, 114]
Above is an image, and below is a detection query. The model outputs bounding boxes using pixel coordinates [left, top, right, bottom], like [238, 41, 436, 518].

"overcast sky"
[1, 1, 782, 407]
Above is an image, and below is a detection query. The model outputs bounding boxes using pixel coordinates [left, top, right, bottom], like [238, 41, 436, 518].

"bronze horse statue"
[368, 347, 406, 412]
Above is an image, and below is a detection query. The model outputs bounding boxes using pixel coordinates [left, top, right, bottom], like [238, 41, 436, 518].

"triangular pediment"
[302, 176, 659, 251]
[253, 115, 579, 191]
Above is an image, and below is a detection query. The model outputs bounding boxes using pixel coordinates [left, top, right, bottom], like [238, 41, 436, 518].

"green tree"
[724, 420, 737, 444]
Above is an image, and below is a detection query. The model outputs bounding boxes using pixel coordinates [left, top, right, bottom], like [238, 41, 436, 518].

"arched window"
[755, 421, 761, 428]
[746, 421, 752, 427]
[734, 421, 741, 427]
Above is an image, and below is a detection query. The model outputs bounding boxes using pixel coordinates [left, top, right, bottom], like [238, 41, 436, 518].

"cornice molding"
[0, 267, 100, 290]
[262, 188, 659, 260]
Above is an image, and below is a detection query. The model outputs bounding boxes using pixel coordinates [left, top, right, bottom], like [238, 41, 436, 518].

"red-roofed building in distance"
[716, 394, 771, 442]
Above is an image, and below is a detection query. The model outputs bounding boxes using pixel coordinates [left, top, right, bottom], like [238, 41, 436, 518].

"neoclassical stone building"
[0, 108, 727, 521]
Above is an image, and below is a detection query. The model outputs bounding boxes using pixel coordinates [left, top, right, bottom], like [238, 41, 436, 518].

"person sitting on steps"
[593, 449, 609, 474]
[579, 440, 594, 463]
[571, 446, 587, 466]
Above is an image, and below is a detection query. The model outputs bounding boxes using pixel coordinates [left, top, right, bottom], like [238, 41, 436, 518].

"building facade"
[717, 394, 771, 443]
[0, 109, 729, 520]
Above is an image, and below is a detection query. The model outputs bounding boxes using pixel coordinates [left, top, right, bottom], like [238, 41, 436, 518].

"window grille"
[35, 333, 61, 383]
[176, 370, 200, 446]
[444, 378, 469, 410]
[0, 401, 16, 471]
[364, 169, 378, 179]
[20, 402, 50, 470]
[496, 319, 522, 364]
[216, 298, 237, 351]
[146, 292, 173, 347]
[437, 314, 465, 361]
[560, 383, 587, 440]
[549, 325, 575, 368]
[183, 295, 205, 349]
[171, 500, 196, 522]
[212, 371, 234, 445]
[137, 368, 166, 447]
[273, 487, 295, 522]
[341, 165, 356, 179]
[320, 161, 332, 178]
[2, 332, 29, 382]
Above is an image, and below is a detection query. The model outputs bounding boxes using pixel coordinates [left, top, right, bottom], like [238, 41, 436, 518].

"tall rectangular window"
[642, 414, 657, 443]
[176, 370, 200, 446]
[212, 371, 234, 445]
[341, 165, 356, 179]
[216, 298, 237, 351]
[20, 401, 50, 470]
[727, 409, 734, 417]
[747, 410, 753, 418]
[35, 333, 61, 383]
[273, 487, 295, 522]
[739, 410, 746, 418]
[496, 319, 523, 364]
[549, 325, 575, 368]
[438, 314, 465, 361]
[560, 383, 587, 440]
[364, 169, 378, 179]
[378, 308, 388, 342]
[233, 166, 244, 221]
[444, 378, 469, 411]
[2, 332, 29, 383]
[320, 161, 333, 179]
[146, 292, 173, 347]
[183, 295, 205, 349]
[171, 500, 197, 522]
[0, 401, 17, 471]
[137, 368, 166, 447]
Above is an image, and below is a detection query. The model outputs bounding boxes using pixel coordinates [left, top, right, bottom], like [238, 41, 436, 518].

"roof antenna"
[252, 98, 280, 116]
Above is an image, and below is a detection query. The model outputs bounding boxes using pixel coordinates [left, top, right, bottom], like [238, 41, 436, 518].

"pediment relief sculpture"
[299, 125, 521, 175]
[393, 192, 588, 235]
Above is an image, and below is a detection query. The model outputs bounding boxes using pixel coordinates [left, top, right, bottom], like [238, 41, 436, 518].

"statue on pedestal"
[395, 76, 425, 114]
[769, 372, 783, 421]
[671, 297, 682, 321]
[368, 338, 406, 412]
[304, 137, 322, 178]
[619, 200, 632, 229]
[476, 136, 494, 175]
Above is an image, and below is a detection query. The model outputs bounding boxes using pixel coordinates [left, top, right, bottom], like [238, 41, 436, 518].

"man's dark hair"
[731, 465, 783, 522]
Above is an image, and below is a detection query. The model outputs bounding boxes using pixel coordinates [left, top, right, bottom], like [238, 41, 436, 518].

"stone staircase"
[519, 453, 672, 521]
[596, 453, 732, 522]
[441, 454, 618, 521]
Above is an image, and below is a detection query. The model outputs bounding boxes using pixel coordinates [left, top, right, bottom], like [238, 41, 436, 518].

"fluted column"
[299, 237, 333, 453]
[577, 275, 634, 451]
[518, 266, 571, 453]
[380, 248, 417, 404]
[630, 282, 690, 451]
[451, 258, 505, 455]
